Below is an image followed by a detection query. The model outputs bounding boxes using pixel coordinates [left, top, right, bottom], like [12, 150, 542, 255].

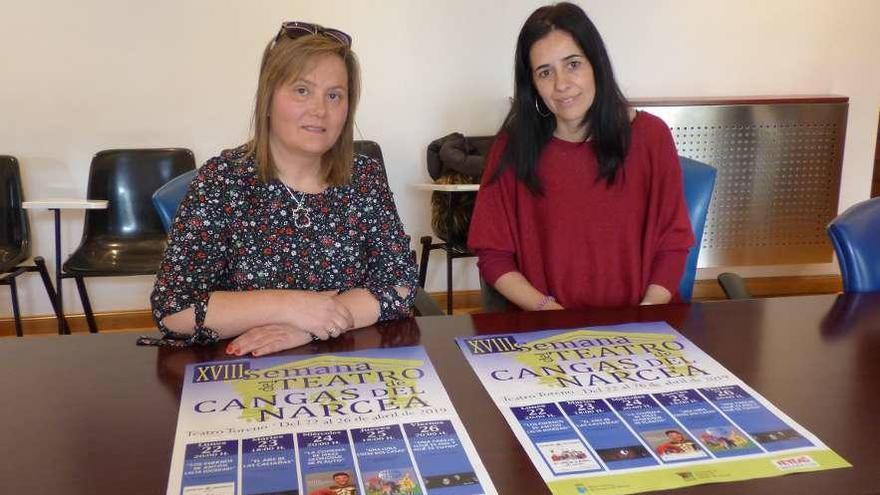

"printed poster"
[167, 346, 496, 495]
[456, 322, 849, 495]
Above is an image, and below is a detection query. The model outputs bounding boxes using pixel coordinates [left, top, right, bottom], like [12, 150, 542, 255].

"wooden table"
[22, 199, 109, 334]
[2, 293, 879, 494]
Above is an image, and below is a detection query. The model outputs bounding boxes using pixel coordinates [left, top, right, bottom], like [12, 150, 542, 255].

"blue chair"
[152, 169, 197, 231]
[678, 157, 717, 302]
[827, 197, 880, 293]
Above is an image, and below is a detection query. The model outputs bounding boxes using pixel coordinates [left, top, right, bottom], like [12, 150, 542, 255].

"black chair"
[354, 141, 443, 317]
[418, 135, 493, 314]
[717, 272, 753, 299]
[412, 286, 443, 316]
[0, 155, 64, 336]
[63, 149, 195, 332]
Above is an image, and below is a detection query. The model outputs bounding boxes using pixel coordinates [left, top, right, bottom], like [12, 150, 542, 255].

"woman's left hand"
[640, 284, 672, 305]
[226, 324, 315, 357]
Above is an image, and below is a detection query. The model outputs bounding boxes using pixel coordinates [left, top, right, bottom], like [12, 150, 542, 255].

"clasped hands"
[227, 290, 353, 357]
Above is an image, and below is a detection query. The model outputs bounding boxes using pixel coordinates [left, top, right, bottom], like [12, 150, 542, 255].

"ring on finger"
[328, 326, 340, 338]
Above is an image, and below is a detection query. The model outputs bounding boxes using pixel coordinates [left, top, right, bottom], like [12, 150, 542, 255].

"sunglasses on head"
[274, 21, 352, 48]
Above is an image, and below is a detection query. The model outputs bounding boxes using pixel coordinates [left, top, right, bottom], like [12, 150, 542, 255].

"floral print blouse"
[147, 145, 418, 346]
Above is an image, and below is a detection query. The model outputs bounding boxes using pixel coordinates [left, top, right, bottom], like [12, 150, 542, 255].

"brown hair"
[247, 34, 360, 185]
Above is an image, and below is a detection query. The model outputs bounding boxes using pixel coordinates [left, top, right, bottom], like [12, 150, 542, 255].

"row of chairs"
[419, 152, 880, 309]
[3, 147, 878, 333]
[3, 143, 442, 335]
[2, 150, 195, 334]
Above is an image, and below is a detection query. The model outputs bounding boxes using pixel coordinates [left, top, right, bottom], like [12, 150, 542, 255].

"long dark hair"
[495, 2, 631, 193]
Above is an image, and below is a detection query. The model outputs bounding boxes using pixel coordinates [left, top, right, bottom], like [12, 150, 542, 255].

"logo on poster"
[773, 455, 818, 470]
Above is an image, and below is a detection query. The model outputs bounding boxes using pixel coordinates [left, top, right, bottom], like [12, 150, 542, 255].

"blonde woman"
[146, 22, 417, 355]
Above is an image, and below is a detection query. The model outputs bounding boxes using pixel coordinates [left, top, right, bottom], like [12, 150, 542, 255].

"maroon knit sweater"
[468, 111, 694, 309]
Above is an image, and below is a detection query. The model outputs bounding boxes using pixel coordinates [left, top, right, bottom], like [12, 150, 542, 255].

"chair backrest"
[351, 141, 446, 316]
[152, 169, 198, 232]
[827, 197, 880, 293]
[81, 148, 195, 239]
[679, 156, 717, 302]
[354, 140, 388, 180]
[0, 155, 29, 260]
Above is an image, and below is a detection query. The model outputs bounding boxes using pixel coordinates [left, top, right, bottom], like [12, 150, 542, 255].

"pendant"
[286, 186, 312, 228]
[293, 210, 311, 228]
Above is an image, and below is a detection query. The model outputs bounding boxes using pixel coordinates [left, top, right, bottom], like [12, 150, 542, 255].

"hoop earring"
[535, 98, 550, 118]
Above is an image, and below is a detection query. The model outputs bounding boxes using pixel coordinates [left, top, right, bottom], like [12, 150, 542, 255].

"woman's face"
[529, 29, 595, 133]
[269, 53, 349, 163]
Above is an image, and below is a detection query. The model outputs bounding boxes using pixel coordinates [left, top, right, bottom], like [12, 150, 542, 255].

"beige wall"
[2, 0, 879, 316]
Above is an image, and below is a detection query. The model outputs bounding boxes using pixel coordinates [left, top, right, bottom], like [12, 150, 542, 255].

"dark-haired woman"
[468, 3, 693, 311]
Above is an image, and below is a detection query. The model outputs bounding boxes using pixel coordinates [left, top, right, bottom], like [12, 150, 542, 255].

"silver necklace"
[285, 186, 312, 228]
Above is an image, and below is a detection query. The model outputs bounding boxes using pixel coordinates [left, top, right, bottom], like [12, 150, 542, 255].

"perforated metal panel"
[636, 102, 847, 267]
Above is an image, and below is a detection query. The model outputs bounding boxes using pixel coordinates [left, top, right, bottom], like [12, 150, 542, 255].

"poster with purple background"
[167, 346, 495, 495]
[456, 322, 849, 495]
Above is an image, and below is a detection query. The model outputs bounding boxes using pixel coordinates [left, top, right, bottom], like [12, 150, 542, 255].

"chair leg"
[445, 192, 455, 315]
[418, 236, 432, 289]
[446, 248, 454, 315]
[33, 257, 69, 334]
[74, 276, 98, 333]
[9, 277, 23, 337]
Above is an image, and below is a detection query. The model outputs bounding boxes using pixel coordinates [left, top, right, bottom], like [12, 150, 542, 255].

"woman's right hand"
[286, 290, 355, 340]
[226, 324, 314, 356]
